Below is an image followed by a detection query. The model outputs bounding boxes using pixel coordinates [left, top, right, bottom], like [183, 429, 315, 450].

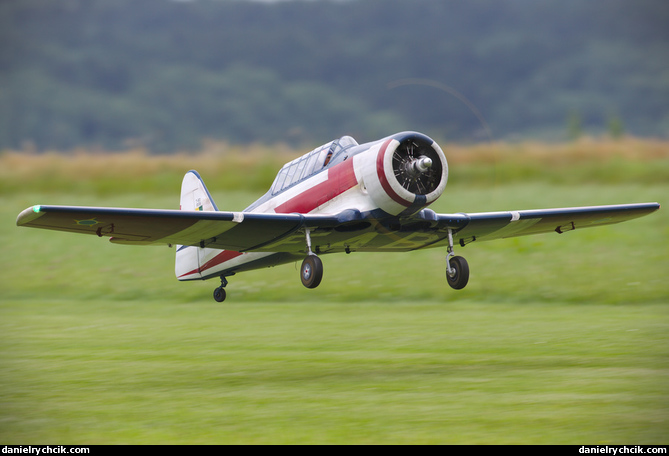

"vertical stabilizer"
[179, 170, 219, 212]
[175, 171, 218, 280]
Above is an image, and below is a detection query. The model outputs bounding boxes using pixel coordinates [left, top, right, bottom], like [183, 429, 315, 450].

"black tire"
[213, 287, 226, 302]
[300, 255, 323, 289]
[446, 256, 469, 290]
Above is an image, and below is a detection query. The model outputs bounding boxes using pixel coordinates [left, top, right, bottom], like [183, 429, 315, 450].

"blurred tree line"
[1, 0, 667, 152]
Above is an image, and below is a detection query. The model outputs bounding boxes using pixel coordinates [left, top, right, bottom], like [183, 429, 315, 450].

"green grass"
[2, 299, 667, 444]
[2, 173, 668, 443]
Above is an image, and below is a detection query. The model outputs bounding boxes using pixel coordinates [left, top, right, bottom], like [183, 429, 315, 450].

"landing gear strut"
[300, 227, 323, 289]
[213, 276, 228, 302]
[446, 229, 469, 290]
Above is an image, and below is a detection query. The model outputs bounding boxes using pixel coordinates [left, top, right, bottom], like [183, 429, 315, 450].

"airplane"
[17, 131, 660, 302]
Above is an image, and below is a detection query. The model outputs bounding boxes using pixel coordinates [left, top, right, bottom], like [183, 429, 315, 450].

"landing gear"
[213, 287, 226, 302]
[300, 227, 323, 289]
[213, 276, 228, 302]
[446, 255, 469, 290]
[445, 229, 470, 290]
[301, 255, 323, 289]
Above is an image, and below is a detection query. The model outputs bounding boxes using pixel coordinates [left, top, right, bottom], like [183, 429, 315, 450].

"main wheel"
[213, 287, 226, 302]
[446, 256, 469, 290]
[300, 255, 323, 289]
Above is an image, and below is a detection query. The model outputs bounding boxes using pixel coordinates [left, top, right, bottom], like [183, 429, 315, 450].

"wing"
[16, 205, 366, 253]
[313, 202, 659, 253]
[436, 202, 660, 247]
[16, 202, 659, 254]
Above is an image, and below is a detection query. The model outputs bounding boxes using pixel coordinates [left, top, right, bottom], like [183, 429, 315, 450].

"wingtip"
[16, 205, 43, 226]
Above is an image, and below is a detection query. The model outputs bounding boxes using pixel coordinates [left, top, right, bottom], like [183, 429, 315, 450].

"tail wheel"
[301, 255, 323, 289]
[446, 256, 469, 290]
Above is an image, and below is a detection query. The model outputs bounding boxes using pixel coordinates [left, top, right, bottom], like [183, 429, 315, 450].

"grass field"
[1, 140, 668, 443]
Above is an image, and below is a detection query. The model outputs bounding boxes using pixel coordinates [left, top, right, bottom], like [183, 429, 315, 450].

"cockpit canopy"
[270, 136, 359, 195]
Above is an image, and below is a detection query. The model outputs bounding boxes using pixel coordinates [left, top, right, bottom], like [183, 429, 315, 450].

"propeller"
[391, 139, 443, 195]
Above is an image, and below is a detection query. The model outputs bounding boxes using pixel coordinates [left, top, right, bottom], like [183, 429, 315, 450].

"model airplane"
[17, 131, 660, 301]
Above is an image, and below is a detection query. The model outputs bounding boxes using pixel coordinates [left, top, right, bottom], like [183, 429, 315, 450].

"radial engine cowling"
[360, 132, 448, 216]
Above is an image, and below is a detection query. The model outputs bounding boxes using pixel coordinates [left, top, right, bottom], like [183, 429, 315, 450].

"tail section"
[175, 171, 218, 281]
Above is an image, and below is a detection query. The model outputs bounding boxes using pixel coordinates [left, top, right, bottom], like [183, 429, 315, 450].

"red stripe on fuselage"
[376, 139, 411, 207]
[199, 250, 243, 274]
[178, 249, 243, 278]
[274, 158, 358, 214]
